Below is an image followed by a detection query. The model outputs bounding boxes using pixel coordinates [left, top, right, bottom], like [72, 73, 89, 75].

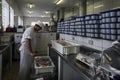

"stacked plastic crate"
[116, 9, 120, 40]
[69, 18, 76, 35]
[100, 9, 120, 40]
[61, 21, 65, 34]
[64, 20, 70, 34]
[85, 14, 100, 38]
[57, 22, 62, 33]
[75, 16, 86, 36]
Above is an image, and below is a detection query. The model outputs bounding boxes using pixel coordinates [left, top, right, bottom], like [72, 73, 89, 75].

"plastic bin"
[51, 40, 80, 55]
[34, 56, 55, 74]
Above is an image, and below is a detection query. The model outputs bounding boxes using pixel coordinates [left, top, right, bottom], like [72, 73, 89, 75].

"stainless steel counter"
[49, 47, 94, 80]
[0, 42, 13, 80]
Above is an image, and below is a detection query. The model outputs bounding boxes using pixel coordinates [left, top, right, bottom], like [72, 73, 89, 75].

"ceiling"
[15, 0, 58, 17]
[15, 0, 80, 17]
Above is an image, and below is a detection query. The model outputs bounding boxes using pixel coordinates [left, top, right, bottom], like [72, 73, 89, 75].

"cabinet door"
[0, 55, 2, 80]
[62, 60, 89, 80]
[62, 61, 73, 80]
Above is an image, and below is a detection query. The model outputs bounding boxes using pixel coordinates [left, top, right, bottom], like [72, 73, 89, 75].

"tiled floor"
[2, 60, 58, 80]
[3, 61, 19, 80]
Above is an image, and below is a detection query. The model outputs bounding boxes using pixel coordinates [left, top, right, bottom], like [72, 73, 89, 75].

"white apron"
[19, 42, 33, 80]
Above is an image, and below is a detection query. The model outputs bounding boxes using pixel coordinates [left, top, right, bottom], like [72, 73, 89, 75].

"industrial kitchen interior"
[0, 0, 120, 80]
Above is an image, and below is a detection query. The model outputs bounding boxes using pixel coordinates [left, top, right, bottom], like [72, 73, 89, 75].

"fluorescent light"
[113, 7, 120, 9]
[56, 0, 62, 5]
[94, 5, 103, 9]
[27, 3, 35, 8]
[28, 11, 33, 14]
[45, 11, 50, 14]
[41, 15, 46, 17]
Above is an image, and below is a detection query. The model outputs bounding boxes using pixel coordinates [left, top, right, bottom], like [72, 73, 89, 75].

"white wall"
[64, 6, 79, 19]
[23, 17, 51, 26]
[2, 0, 9, 30]
[6, 0, 22, 16]
[0, 0, 2, 25]
[5, 0, 22, 28]
[10, 6, 14, 27]
[60, 34, 113, 51]
[59, 0, 120, 51]
[86, 0, 120, 15]
[63, 0, 120, 17]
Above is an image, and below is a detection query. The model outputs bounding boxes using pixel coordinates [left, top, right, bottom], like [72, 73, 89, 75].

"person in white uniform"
[19, 21, 42, 80]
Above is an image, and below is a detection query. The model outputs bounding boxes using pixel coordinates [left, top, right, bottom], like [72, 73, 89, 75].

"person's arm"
[25, 38, 35, 57]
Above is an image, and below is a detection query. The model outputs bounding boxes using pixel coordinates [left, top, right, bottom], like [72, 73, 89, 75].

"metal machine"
[76, 46, 101, 66]
[14, 33, 23, 60]
[94, 43, 120, 80]
[76, 44, 120, 80]
[76, 46, 102, 77]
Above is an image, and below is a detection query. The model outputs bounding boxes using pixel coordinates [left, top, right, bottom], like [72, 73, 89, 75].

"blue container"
[116, 23, 120, 28]
[117, 35, 120, 39]
[85, 15, 91, 20]
[91, 14, 99, 19]
[109, 10, 117, 17]
[117, 10, 120, 16]
[110, 23, 116, 28]
[117, 29, 120, 34]
[117, 17, 120, 22]
[111, 17, 117, 22]
[106, 18, 111, 23]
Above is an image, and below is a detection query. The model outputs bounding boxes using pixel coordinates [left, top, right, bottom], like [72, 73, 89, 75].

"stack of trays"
[100, 9, 120, 40]
[85, 14, 100, 38]
[75, 16, 86, 36]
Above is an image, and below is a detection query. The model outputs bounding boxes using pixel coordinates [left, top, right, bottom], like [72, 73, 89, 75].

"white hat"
[35, 21, 44, 27]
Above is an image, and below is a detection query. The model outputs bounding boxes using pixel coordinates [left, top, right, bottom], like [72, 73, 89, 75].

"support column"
[79, 0, 87, 16]
[57, 10, 60, 22]
[60, 7, 65, 21]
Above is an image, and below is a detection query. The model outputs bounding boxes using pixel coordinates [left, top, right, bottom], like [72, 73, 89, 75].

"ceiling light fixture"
[27, 3, 35, 8]
[113, 7, 120, 9]
[28, 11, 33, 14]
[45, 11, 49, 14]
[41, 15, 45, 17]
[56, 0, 62, 5]
[94, 5, 103, 9]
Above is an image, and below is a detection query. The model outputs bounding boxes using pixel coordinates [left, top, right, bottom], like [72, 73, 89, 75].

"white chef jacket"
[19, 26, 36, 80]
[20, 26, 36, 52]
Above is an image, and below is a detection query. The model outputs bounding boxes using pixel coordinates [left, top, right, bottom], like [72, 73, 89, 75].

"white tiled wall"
[86, 0, 120, 14]
[60, 34, 113, 51]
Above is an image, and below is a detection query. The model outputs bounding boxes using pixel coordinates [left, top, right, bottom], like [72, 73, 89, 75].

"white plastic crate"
[34, 56, 55, 74]
[51, 40, 80, 55]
